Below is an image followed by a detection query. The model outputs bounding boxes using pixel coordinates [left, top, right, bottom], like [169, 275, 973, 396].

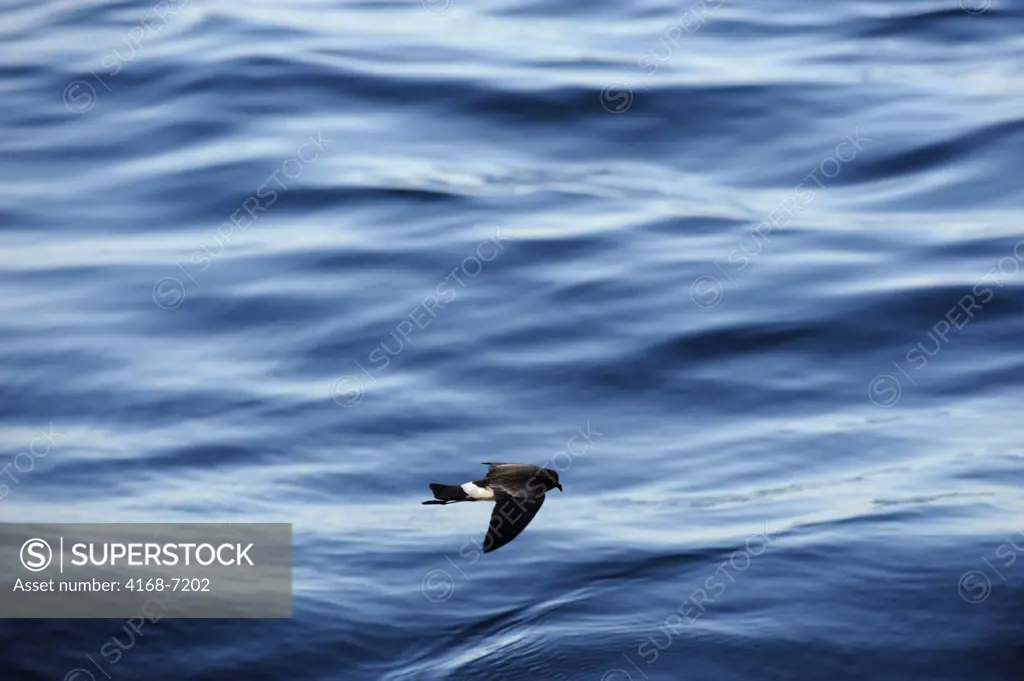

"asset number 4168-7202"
[125, 577, 211, 591]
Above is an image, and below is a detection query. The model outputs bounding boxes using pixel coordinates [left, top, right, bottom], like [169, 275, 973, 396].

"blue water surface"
[1, 0, 1022, 679]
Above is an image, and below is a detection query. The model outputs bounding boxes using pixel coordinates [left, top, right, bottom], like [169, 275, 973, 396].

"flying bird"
[422, 463, 563, 553]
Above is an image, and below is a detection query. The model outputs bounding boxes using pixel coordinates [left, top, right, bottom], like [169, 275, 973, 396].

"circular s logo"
[959, 0, 991, 14]
[20, 538, 53, 571]
[152, 277, 186, 310]
[958, 569, 991, 603]
[63, 81, 96, 114]
[422, 0, 455, 14]
[690, 276, 724, 308]
[64, 670, 97, 681]
[421, 569, 455, 602]
[868, 374, 901, 408]
[331, 375, 365, 407]
[599, 82, 634, 114]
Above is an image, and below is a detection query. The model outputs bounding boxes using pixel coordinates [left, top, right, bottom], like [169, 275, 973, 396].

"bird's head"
[540, 468, 563, 492]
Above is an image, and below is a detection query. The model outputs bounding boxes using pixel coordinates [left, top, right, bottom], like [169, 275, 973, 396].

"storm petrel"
[422, 463, 563, 553]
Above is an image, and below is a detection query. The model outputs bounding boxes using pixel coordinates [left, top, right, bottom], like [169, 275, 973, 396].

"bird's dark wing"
[482, 462, 515, 471]
[483, 489, 546, 553]
[483, 462, 541, 482]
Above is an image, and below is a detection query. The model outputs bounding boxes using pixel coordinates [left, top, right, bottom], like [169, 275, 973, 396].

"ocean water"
[1, 0, 1023, 679]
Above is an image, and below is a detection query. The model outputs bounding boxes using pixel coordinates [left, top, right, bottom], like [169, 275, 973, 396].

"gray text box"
[0, 523, 292, 618]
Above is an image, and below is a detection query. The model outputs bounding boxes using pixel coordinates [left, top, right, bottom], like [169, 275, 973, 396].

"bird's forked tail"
[422, 483, 469, 505]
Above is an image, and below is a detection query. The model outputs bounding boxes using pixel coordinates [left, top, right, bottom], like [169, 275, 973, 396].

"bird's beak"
[556, 484, 563, 492]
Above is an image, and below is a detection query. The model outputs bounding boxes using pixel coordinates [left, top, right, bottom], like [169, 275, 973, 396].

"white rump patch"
[461, 482, 495, 500]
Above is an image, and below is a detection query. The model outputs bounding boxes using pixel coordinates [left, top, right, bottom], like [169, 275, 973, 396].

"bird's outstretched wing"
[483, 462, 539, 479]
[483, 489, 546, 553]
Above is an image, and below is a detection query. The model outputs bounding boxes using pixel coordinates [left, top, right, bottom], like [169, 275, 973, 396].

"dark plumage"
[422, 463, 563, 553]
